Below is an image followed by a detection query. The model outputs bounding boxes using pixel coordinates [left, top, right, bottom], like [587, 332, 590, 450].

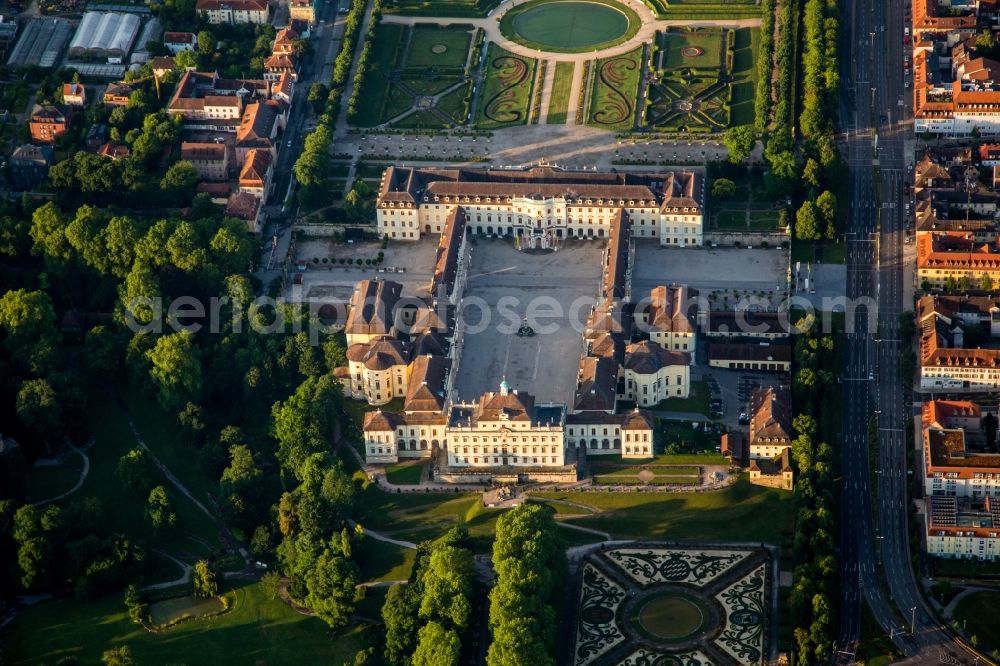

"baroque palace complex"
[335, 166, 707, 483]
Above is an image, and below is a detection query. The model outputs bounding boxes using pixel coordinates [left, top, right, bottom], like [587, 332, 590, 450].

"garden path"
[537, 59, 556, 124]
[143, 551, 192, 591]
[564, 61, 583, 125]
[30, 440, 90, 507]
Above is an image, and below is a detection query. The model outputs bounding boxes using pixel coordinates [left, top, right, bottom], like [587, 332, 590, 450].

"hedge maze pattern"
[571, 543, 771, 666]
[645, 28, 740, 132]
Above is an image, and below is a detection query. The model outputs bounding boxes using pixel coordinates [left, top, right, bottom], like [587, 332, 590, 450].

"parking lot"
[288, 237, 439, 305]
[701, 368, 787, 429]
[632, 242, 789, 307]
[453, 239, 604, 405]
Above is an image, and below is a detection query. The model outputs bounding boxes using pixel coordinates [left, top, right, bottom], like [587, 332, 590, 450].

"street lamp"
[910, 606, 917, 636]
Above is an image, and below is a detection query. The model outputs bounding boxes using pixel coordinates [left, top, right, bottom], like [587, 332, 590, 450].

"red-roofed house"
[238, 148, 272, 197]
[164, 31, 197, 54]
[62, 83, 86, 107]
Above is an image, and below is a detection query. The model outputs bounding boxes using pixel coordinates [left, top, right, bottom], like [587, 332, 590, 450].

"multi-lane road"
[838, 0, 991, 663]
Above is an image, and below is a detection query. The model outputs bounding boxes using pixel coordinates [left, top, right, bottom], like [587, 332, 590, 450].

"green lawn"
[715, 210, 747, 229]
[119, 393, 225, 552]
[546, 61, 575, 124]
[383, 84, 416, 122]
[792, 240, 846, 265]
[499, 0, 642, 54]
[384, 0, 500, 17]
[592, 475, 700, 486]
[355, 490, 503, 553]
[22, 451, 85, 504]
[437, 81, 473, 124]
[392, 109, 452, 129]
[855, 602, 902, 666]
[406, 26, 472, 70]
[474, 43, 537, 129]
[385, 461, 424, 485]
[149, 595, 226, 626]
[653, 378, 711, 415]
[590, 464, 699, 475]
[358, 535, 416, 582]
[729, 27, 759, 127]
[400, 75, 463, 97]
[587, 452, 727, 465]
[79, 391, 222, 560]
[2, 581, 369, 665]
[931, 557, 1000, 579]
[953, 590, 1000, 654]
[587, 45, 642, 132]
[533, 477, 794, 543]
[660, 29, 725, 70]
[353, 23, 406, 127]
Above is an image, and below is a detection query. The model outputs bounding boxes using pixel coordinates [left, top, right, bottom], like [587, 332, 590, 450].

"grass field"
[383, 85, 415, 122]
[385, 461, 424, 485]
[593, 475, 700, 486]
[392, 109, 452, 129]
[384, 0, 500, 17]
[358, 535, 416, 582]
[729, 27, 759, 126]
[22, 451, 84, 503]
[534, 477, 794, 543]
[406, 26, 472, 69]
[149, 595, 226, 626]
[355, 490, 503, 553]
[953, 590, 1000, 653]
[587, 45, 642, 132]
[654, 378, 711, 415]
[400, 75, 462, 97]
[474, 43, 537, 129]
[660, 29, 725, 70]
[78, 391, 221, 560]
[546, 61, 575, 124]
[353, 23, 405, 127]
[438, 81, 473, 124]
[2, 582, 369, 665]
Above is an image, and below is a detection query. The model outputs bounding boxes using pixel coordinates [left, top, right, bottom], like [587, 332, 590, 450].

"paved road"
[836, 0, 987, 662]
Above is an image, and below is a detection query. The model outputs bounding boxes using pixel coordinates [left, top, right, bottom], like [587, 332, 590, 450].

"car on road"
[287, 139, 293, 147]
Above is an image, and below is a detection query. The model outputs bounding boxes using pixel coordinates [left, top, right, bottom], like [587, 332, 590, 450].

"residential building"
[61, 82, 85, 106]
[721, 431, 747, 467]
[163, 31, 197, 53]
[151, 55, 175, 77]
[748, 387, 792, 460]
[707, 343, 792, 372]
[289, 0, 317, 23]
[103, 81, 136, 106]
[925, 495, 1000, 561]
[167, 70, 270, 131]
[196, 181, 232, 205]
[97, 142, 129, 160]
[375, 166, 705, 246]
[224, 190, 263, 232]
[29, 104, 70, 143]
[196, 0, 270, 25]
[749, 449, 794, 490]
[565, 409, 656, 459]
[8, 144, 53, 191]
[705, 311, 790, 340]
[238, 148, 272, 197]
[918, 295, 1000, 388]
[181, 141, 229, 181]
[234, 101, 278, 161]
[917, 232, 1000, 288]
[922, 399, 1000, 497]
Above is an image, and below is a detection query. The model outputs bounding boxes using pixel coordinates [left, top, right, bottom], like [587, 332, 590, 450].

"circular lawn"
[501, 0, 639, 53]
[631, 592, 709, 643]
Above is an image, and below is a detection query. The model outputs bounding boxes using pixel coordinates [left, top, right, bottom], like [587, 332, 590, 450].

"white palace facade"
[375, 165, 705, 247]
